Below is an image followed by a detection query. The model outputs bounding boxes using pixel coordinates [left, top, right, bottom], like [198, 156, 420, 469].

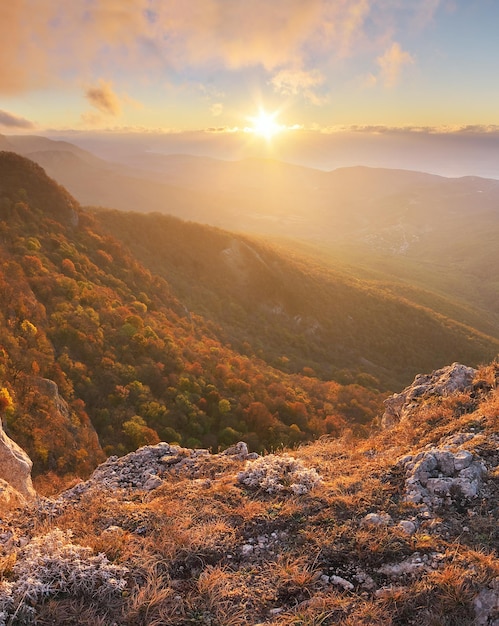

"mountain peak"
[0, 151, 79, 225]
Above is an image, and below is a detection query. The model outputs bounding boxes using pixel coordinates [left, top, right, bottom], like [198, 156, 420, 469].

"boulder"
[397, 446, 486, 509]
[0, 419, 36, 499]
[382, 363, 476, 427]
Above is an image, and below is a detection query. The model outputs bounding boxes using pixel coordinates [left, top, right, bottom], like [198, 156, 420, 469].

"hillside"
[1, 361, 498, 624]
[4, 134, 499, 338]
[0, 151, 388, 479]
[93, 208, 499, 390]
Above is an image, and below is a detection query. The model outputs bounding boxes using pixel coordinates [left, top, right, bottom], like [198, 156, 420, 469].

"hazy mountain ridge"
[3, 133, 499, 336]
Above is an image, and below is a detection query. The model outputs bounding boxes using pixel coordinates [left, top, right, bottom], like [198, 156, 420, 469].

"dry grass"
[2, 375, 499, 625]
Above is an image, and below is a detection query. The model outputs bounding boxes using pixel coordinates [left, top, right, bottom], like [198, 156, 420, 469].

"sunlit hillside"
[0, 152, 389, 481]
[5, 134, 499, 343]
[94, 208, 499, 390]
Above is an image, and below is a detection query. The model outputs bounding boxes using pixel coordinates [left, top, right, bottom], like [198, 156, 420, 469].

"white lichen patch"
[0, 528, 127, 625]
[237, 453, 322, 495]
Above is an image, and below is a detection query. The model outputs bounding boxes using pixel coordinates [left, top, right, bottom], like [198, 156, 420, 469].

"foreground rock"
[0, 419, 35, 500]
[58, 441, 258, 504]
[381, 362, 476, 427]
[398, 438, 487, 507]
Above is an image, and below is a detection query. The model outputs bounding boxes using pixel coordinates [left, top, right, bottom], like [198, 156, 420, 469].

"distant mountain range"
[3, 132, 499, 341]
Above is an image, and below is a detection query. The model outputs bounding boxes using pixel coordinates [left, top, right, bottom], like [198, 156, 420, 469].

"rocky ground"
[0, 362, 498, 625]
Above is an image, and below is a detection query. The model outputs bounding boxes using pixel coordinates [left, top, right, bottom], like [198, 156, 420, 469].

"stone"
[378, 555, 427, 578]
[426, 477, 453, 496]
[453, 449, 473, 471]
[222, 441, 250, 459]
[398, 446, 487, 510]
[0, 418, 35, 499]
[0, 478, 27, 507]
[329, 575, 354, 591]
[143, 474, 163, 490]
[361, 512, 392, 526]
[433, 451, 455, 476]
[382, 363, 476, 427]
[474, 578, 499, 626]
[398, 520, 417, 535]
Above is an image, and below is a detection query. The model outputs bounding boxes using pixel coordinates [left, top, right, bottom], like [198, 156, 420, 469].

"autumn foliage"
[0, 152, 385, 478]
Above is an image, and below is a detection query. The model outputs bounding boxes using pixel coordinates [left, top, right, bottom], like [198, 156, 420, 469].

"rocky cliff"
[0, 417, 35, 501]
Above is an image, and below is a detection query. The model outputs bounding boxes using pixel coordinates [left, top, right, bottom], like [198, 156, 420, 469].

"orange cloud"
[375, 42, 414, 87]
[0, 1, 373, 92]
[0, 109, 35, 129]
[0, 2, 428, 96]
[85, 80, 122, 116]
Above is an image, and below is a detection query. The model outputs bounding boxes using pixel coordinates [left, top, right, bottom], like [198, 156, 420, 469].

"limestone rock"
[398, 520, 417, 535]
[0, 478, 28, 507]
[29, 376, 70, 419]
[382, 363, 476, 427]
[397, 446, 486, 509]
[361, 512, 392, 527]
[0, 419, 35, 500]
[474, 578, 499, 626]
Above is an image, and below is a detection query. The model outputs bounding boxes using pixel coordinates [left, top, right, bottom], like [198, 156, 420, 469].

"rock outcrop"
[381, 362, 476, 427]
[397, 440, 487, 507]
[58, 441, 258, 505]
[0, 419, 35, 500]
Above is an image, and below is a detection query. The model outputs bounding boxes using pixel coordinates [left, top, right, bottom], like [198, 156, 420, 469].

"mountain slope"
[94, 208, 499, 390]
[5, 135, 499, 337]
[0, 152, 386, 477]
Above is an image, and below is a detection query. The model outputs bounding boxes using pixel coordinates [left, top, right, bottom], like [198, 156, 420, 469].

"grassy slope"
[3, 362, 499, 625]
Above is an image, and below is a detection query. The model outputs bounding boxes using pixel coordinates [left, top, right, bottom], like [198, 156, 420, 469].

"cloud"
[0, 2, 435, 97]
[0, 110, 35, 129]
[371, 42, 415, 87]
[210, 103, 223, 117]
[85, 81, 122, 116]
[270, 69, 326, 104]
[0, 1, 378, 92]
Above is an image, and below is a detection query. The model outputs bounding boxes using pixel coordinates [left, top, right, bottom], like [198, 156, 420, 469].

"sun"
[247, 109, 283, 140]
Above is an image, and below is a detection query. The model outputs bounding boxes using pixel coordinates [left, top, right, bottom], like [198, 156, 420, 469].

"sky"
[1, 1, 499, 175]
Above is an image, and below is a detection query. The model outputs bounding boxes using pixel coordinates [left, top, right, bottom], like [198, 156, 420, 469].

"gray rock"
[453, 449, 473, 471]
[378, 554, 427, 578]
[474, 578, 499, 626]
[0, 418, 35, 500]
[433, 451, 455, 476]
[361, 512, 392, 526]
[329, 575, 354, 591]
[398, 445, 487, 511]
[143, 474, 163, 490]
[398, 520, 417, 535]
[382, 363, 476, 427]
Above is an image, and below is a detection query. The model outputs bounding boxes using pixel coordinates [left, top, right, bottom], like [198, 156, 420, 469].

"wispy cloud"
[210, 103, 224, 117]
[0, 109, 35, 129]
[270, 69, 326, 104]
[85, 80, 122, 116]
[368, 42, 415, 87]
